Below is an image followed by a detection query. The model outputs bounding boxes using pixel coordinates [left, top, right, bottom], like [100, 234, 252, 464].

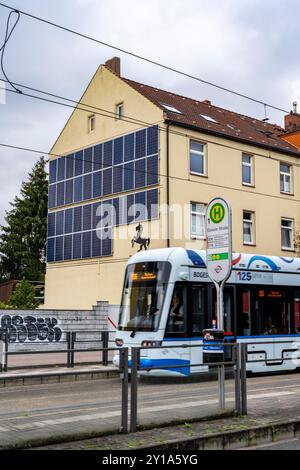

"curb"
[0, 368, 119, 387]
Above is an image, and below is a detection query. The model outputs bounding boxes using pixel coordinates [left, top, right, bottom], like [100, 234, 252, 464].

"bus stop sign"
[206, 197, 232, 284]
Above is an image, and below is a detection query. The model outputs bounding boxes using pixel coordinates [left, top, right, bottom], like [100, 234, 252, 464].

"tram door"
[253, 288, 291, 364]
[210, 285, 235, 335]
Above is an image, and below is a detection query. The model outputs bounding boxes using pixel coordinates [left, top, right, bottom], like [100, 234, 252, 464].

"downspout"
[166, 123, 170, 248]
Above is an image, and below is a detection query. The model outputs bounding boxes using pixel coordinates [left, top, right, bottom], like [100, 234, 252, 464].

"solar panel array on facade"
[47, 126, 159, 263]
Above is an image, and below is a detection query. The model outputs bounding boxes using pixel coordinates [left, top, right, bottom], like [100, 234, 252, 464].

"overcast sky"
[1, 0, 300, 226]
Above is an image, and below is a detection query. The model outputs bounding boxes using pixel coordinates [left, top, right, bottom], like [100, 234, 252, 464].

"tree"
[0, 157, 48, 281]
[8, 279, 39, 309]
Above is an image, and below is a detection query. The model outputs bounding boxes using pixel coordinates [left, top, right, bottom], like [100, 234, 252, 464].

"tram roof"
[128, 248, 300, 273]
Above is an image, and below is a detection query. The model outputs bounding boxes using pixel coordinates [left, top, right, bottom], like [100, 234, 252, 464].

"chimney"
[105, 57, 121, 76]
[284, 102, 300, 133]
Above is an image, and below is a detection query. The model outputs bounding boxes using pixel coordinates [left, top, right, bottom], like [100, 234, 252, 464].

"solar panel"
[147, 125, 158, 155]
[113, 137, 123, 165]
[83, 174, 92, 200]
[48, 184, 56, 209]
[73, 206, 82, 232]
[82, 204, 92, 231]
[93, 144, 102, 171]
[74, 176, 83, 202]
[47, 238, 55, 263]
[92, 229, 102, 257]
[72, 233, 82, 259]
[124, 162, 134, 191]
[56, 181, 65, 207]
[65, 179, 74, 205]
[147, 189, 158, 219]
[49, 159, 57, 184]
[113, 165, 123, 194]
[66, 154, 74, 179]
[147, 155, 158, 186]
[56, 210, 64, 236]
[64, 234, 72, 260]
[126, 194, 134, 224]
[103, 141, 112, 168]
[112, 197, 120, 226]
[57, 157, 66, 181]
[75, 150, 83, 176]
[93, 171, 102, 198]
[103, 168, 112, 195]
[82, 231, 92, 258]
[64, 208, 73, 234]
[124, 133, 134, 161]
[102, 228, 112, 256]
[135, 129, 146, 159]
[135, 191, 146, 221]
[83, 147, 93, 174]
[55, 236, 64, 261]
[92, 201, 101, 230]
[135, 158, 146, 188]
[47, 212, 56, 237]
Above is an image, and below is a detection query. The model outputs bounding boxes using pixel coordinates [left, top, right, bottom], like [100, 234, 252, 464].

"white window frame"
[242, 153, 253, 186]
[243, 211, 255, 245]
[88, 115, 95, 133]
[190, 140, 206, 176]
[116, 103, 124, 120]
[190, 202, 206, 239]
[280, 163, 292, 194]
[281, 218, 294, 250]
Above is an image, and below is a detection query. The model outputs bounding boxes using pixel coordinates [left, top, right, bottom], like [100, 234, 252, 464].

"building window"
[242, 153, 253, 185]
[243, 211, 254, 244]
[280, 163, 292, 193]
[281, 218, 294, 250]
[116, 103, 124, 120]
[191, 203, 206, 238]
[190, 140, 206, 175]
[88, 115, 95, 133]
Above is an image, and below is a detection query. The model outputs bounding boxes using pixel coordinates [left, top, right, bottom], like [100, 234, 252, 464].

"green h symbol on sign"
[210, 203, 225, 223]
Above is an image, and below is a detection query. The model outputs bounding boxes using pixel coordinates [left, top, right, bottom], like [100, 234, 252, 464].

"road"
[0, 371, 299, 448]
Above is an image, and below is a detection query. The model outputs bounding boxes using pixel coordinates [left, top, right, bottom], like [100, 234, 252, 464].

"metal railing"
[0, 330, 112, 372]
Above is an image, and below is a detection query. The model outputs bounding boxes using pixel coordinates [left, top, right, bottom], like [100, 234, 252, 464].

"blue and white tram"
[113, 248, 300, 376]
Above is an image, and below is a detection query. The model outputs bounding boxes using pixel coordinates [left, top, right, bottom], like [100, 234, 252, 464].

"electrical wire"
[0, 1, 291, 115]
[1, 141, 300, 204]
[0, 9, 21, 93]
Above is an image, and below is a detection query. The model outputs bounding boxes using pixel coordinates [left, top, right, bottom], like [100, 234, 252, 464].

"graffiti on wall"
[0, 315, 62, 342]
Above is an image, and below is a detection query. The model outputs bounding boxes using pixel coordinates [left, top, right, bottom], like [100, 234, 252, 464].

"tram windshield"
[118, 261, 171, 331]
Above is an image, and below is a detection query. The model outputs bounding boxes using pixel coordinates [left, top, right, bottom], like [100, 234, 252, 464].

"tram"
[113, 248, 300, 376]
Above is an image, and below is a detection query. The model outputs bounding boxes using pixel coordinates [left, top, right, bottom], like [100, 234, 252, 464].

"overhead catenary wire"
[0, 1, 291, 115]
[0, 8, 21, 93]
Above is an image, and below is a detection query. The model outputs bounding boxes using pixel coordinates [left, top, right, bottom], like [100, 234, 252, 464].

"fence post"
[120, 348, 129, 434]
[71, 332, 76, 368]
[66, 332, 71, 368]
[233, 343, 241, 414]
[130, 347, 140, 433]
[1, 331, 9, 373]
[240, 343, 248, 415]
[102, 331, 109, 366]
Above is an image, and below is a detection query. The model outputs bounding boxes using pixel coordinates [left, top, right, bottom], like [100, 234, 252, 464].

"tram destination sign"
[206, 197, 232, 284]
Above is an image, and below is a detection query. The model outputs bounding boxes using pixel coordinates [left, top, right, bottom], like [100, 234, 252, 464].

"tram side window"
[254, 288, 290, 335]
[294, 292, 300, 334]
[191, 286, 207, 335]
[237, 288, 251, 336]
[166, 285, 187, 336]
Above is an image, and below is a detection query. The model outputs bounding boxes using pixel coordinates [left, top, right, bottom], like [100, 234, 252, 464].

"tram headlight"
[141, 340, 162, 348]
[115, 338, 124, 347]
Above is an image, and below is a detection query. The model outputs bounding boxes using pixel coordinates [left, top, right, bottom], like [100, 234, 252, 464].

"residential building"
[44, 57, 300, 309]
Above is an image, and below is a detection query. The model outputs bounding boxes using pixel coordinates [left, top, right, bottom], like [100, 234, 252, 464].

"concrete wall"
[0, 302, 115, 352]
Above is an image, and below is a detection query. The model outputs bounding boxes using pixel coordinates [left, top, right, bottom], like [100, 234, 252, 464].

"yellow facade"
[44, 63, 300, 309]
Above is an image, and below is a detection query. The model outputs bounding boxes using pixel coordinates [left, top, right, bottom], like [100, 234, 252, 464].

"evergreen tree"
[0, 157, 48, 281]
[8, 278, 39, 309]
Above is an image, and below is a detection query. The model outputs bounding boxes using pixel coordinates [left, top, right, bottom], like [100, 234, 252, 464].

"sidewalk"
[32, 412, 300, 450]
